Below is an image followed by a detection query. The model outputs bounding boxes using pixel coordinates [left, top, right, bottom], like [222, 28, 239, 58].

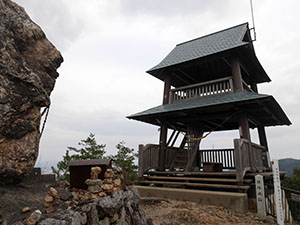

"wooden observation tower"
[128, 23, 291, 193]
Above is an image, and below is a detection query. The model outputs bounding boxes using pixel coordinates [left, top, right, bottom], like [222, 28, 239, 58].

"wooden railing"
[234, 138, 270, 182]
[252, 142, 271, 170]
[199, 149, 235, 169]
[234, 138, 252, 182]
[138, 144, 180, 177]
[138, 144, 159, 177]
[169, 76, 234, 103]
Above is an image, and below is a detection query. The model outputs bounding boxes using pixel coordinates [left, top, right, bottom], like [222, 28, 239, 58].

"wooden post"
[250, 82, 258, 93]
[239, 112, 254, 171]
[234, 139, 244, 183]
[162, 75, 171, 105]
[138, 144, 144, 178]
[258, 126, 269, 151]
[231, 58, 243, 92]
[250, 82, 269, 152]
[185, 125, 204, 172]
[239, 113, 251, 140]
[158, 75, 171, 171]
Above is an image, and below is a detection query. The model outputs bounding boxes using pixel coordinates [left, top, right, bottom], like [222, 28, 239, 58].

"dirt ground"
[140, 198, 277, 225]
[0, 181, 278, 225]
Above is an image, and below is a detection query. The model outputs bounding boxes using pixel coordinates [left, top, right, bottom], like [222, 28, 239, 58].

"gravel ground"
[140, 198, 278, 225]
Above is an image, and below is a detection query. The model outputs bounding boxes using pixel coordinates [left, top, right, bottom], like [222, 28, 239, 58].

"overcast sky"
[13, 0, 300, 167]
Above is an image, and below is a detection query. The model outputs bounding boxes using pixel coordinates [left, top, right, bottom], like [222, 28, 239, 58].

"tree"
[282, 168, 300, 191]
[110, 141, 138, 182]
[51, 133, 106, 181]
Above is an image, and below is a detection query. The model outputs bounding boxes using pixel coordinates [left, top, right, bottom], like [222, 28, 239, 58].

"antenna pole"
[250, 0, 257, 41]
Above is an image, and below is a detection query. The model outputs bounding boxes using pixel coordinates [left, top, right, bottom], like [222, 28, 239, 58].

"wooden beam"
[171, 71, 190, 85]
[231, 57, 243, 92]
[176, 68, 198, 83]
[170, 131, 180, 148]
[166, 129, 176, 146]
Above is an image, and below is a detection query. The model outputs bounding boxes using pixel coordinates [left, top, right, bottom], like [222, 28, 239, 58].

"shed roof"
[68, 159, 112, 167]
[148, 23, 249, 72]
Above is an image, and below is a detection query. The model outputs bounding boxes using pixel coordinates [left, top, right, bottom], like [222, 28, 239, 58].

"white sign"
[255, 175, 266, 217]
[272, 159, 284, 225]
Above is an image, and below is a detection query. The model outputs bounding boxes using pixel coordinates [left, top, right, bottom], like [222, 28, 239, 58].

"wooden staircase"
[170, 147, 188, 169]
[139, 171, 253, 193]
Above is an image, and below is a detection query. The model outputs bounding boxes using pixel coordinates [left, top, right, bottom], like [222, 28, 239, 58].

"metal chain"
[40, 103, 50, 138]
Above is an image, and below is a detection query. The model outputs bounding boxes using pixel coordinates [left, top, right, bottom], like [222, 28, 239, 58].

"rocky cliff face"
[0, 0, 63, 183]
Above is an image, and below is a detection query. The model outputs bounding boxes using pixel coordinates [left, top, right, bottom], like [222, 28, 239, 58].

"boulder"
[0, 0, 63, 183]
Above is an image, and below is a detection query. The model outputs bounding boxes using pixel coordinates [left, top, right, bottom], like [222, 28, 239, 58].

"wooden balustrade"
[199, 149, 235, 169]
[138, 144, 159, 177]
[168, 77, 255, 103]
[169, 76, 234, 103]
[251, 142, 270, 170]
[234, 138, 270, 182]
[138, 144, 180, 177]
[138, 139, 269, 179]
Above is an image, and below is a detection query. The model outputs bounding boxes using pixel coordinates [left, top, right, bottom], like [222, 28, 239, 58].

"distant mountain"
[34, 160, 58, 174]
[279, 158, 300, 177]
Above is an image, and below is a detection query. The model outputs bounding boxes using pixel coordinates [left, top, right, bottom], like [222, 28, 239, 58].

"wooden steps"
[139, 180, 250, 191]
[148, 171, 238, 177]
[170, 149, 188, 169]
[144, 175, 252, 184]
[139, 170, 254, 193]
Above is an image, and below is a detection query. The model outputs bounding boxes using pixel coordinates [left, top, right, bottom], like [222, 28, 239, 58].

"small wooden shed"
[68, 159, 112, 189]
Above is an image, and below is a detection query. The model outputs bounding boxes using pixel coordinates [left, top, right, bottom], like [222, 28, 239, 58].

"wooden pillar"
[162, 76, 171, 104]
[251, 83, 269, 152]
[239, 113, 251, 140]
[239, 112, 254, 171]
[250, 82, 258, 93]
[258, 126, 269, 151]
[138, 144, 144, 178]
[158, 75, 171, 171]
[185, 125, 204, 172]
[231, 58, 243, 92]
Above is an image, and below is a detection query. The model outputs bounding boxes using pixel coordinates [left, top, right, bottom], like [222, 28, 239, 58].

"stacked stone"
[23, 210, 42, 225]
[44, 187, 59, 213]
[85, 166, 104, 199]
[101, 168, 123, 195]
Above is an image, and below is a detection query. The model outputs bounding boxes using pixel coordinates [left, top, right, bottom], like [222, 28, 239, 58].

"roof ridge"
[177, 22, 249, 46]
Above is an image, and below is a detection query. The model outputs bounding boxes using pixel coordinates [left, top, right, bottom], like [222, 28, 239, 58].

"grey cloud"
[119, 0, 233, 18]
[13, 0, 85, 51]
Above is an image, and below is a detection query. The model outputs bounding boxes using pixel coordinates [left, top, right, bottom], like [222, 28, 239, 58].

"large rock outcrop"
[0, 0, 63, 183]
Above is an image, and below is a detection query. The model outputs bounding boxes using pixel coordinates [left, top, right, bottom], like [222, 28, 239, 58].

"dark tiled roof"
[148, 23, 249, 73]
[128, 92, 291, 128]
[128, 92, 268, 118]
